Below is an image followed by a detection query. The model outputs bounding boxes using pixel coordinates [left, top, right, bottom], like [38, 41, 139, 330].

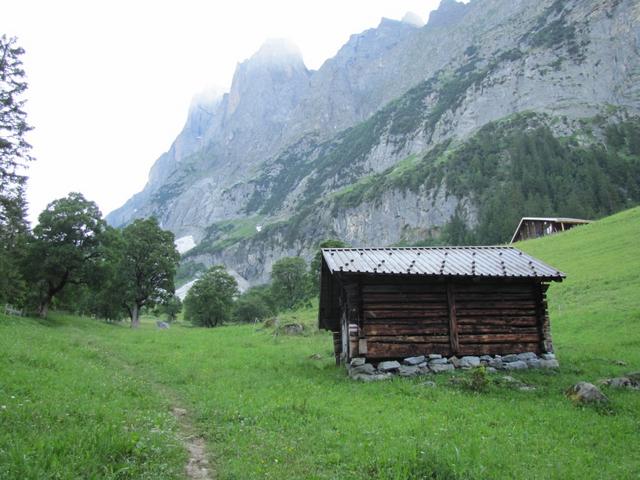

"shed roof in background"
[321, 246, 565, 281]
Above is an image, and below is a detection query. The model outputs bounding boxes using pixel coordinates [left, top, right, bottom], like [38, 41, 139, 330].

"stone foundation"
[348, 352, 559, 381]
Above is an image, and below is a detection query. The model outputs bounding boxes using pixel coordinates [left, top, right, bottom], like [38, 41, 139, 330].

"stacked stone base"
[348, 352, 559, 381]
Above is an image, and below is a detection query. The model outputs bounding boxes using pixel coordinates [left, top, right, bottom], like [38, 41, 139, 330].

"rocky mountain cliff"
[108, 0, 640, 286]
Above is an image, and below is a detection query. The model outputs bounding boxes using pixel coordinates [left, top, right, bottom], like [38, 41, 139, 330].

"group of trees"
[4, 191, 180, 326]
[0, 36, 181, 326]
[184, 239, 347, 327]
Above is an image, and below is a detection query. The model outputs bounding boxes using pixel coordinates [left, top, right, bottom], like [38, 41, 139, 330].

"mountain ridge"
[108, 0, 640, 286]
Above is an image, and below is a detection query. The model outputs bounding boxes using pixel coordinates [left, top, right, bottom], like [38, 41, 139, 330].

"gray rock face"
[566, 382, 609, 404]
[108, 0, 640, 287]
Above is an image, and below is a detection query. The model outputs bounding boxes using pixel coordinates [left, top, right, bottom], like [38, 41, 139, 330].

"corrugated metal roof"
[321, 246, 565, 281]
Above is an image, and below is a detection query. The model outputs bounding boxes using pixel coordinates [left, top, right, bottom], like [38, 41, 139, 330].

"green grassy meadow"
[1, 207, 640, 479]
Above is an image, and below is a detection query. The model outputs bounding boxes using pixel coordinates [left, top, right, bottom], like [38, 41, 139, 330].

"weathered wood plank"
[456, 308, 538, 316]
[458, 333, 540, 344]
[363, 303, 449, 311]
[362, 284, 447, 294]
[446, 283, 459, 355]
[363, 325, 449, 336]
[363, 293, 448, 303]
[366, 335, 450, 343]
[457, 317, 538, 326]
[364, 317, 449, 326]
[365, 310, 449, 319]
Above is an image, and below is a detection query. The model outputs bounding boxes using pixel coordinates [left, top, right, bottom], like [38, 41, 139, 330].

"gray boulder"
[517, 352, 538, 362]
[566, 382, 608, 404]
[459, 356, 481, 368]
[429, 358, 449, 365]
[349, 363, 376, 376]
[488, 358, 504, 369]
[599, 376, 640, 390]
[156, 321, 170, 329]
[526, 358, 542, 369]
[540, 359, 560, 369]
[501, 354, 519, 363]
[351, 373, 393, 382]
[350, 357, 366, 367]
[503, 360, 528, 370]
[377, 360, 401, 372]
[428, 354, 443, 360]
[283, 323, 304, 335]
[399, 365, 420, 377]
[430, 363, 455, 374]
[541, 353, 556, 360]
[403, 355, 426, 366]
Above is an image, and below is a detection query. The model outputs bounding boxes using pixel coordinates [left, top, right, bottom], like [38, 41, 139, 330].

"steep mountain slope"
[109, 0, 640, 285]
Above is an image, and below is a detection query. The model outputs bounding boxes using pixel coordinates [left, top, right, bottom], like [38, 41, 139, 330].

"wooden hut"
[510, 217, 591, 243]
[318, 247, 565, 364]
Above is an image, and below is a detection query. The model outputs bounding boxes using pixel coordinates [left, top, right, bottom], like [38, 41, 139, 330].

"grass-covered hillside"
[1, 207, 639, 479]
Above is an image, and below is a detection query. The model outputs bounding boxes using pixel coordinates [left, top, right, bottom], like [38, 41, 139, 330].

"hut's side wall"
[360, 279, 452, 359]
[453, 281, 543, 355]
[357, 277, 549, 360]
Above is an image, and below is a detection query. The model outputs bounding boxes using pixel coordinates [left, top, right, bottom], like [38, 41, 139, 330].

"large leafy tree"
[184, 266, 238, 327]
[26, 193, 105, 317]
[115, 218, 180, 328]
[271, 256, 310, 310]
[0, 35, 33, 305]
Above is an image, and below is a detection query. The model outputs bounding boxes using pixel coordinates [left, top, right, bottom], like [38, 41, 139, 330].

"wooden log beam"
[447, 283, 460, 355]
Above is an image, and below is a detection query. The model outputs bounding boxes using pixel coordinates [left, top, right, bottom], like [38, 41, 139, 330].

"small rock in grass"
[566, 382, 608, 404]
[403, 355, 426, 366]
[283, 323, 304, 335]
[541, 353, 556, 361]
[486, 367, 497, 373]
[430, 363, 455, 374]
[309, 353, 323, 360]
[422, 381, 437, 388]
[540, 359, 560, 369]
[429, 358, 449, 365]
[349, 363, 376, 376]
[599, 377, 640, 390]
[503, 360, 528, 370]
[613, 359, 627, 366]
[377, 360, 401, 372]
[501, 354, 519, 363]
[156, 321, 170, 329]
[399, 365, 419, 377]
[350, 357, 366, 367]
[428, 354, 442, 360]
[351, 373, 392, 382]
[459, 356, 481, 368]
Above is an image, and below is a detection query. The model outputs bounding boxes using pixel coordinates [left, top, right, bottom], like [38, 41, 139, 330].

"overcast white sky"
[2, 0, 442, 224]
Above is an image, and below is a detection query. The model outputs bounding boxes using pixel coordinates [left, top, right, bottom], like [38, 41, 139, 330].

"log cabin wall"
[352, 276, 552, 361]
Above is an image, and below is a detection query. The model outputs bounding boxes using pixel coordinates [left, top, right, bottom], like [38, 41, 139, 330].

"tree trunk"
[131, 303, 140, 328]
[38, 299, 50, 318]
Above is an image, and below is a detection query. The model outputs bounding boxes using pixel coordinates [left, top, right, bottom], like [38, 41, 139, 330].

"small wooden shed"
[318, 247, 565, 364]
[510, 217, 591, 243]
